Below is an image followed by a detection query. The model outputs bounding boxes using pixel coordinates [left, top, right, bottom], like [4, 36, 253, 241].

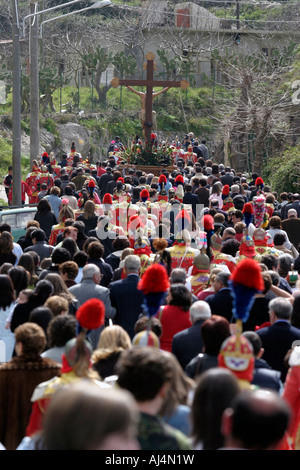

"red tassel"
[222, 185, 230, 196]
[103, 193, 113, 205]
[76, 298, 105, 330]
[140, 189, 150, 199]
[202, 214, 214, 232]
[158, 175, 167, 184]
[255, 177, 264, 187]
[175, 209, 191, 224]
[138, 264, 170, 294]
[242, 202, 254, 214]
[230, 258, 264, 291]
[175, 175, 184, 184]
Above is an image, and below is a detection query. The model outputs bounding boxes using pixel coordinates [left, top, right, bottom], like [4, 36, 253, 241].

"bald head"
[222, 389, 291, 450]
[288, 208, 297, 219]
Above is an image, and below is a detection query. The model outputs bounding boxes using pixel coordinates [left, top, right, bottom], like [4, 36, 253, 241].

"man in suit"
[98, 166, 113, 199]
[69, 263, 116, 349]
[282, 193, 300, 219]
[182, 183, 200, 219]
[109, 255, 145, 339]
[172, 301, 211, 370]
[220, 167, 234, 187]
[256, 297, 300, 383]
[281, 208, 300, 251]
[205, 272, 233, 322]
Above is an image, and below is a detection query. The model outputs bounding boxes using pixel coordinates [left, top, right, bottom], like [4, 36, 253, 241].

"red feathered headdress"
[76, 298, 105, 331]
[175, 174, 184, 184]
[88, 179, 96, 188]
[242, 202, 254, 228]
[138, 263, 170, 295]
[229, 258, 264, 329]
[202, 214, 214, 232]
[222, 185, 230, 196]
[255, 177, 264, 187]
[103, 193, 113, 205]
[140, 189, 150, 200]
[117, 177, 124, 184]
[158, 174, 167, 184]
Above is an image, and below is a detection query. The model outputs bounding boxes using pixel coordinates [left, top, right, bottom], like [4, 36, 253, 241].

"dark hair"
[37, 198, 52, 215]
[260, 254, 278, 270]
[87, 241, 104, 259]
[61, 238, 77, 260]
[73, 250, 88, 268]
[201, 315, 231, 355]
[191, 368, 240, 449]
[221, 238, 240, 257]
[8, 265, 29, 296]
[116, 347, 172, 402]
[29, 307, 54, 341]
[59, 261, 79, 280]
[31, 228, 46, 242]
[47, 314, 77, 348]
[242, 331, 262, 356]
[112, 237, 130, 251]
[33, 280, 54, 304]
[291, 295, 300, 329]
[168, 284, 192, 311]
[0, 274, 15, 308]
[273, 233, 286, 246]
[52, 247, 71, 265]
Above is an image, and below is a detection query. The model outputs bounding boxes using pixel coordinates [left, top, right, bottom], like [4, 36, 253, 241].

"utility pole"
[11, 0, 22, 205]
[30, 0, 40, 167]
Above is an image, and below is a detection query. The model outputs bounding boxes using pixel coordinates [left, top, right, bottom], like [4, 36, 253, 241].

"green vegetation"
[262, 146, 300, 194]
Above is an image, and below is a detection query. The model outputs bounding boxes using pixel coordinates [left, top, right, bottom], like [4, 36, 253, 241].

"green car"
[0, 206, 37, 242]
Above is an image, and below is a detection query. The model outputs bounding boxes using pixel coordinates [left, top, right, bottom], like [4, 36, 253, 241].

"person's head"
[37, 198, 52, 214]
[134, 316, 162, 338]
[243, 331, 264, 358]
[278, 253, 294, 278]
[269, 215, 282, 229]
[222, 227, 236, 242]
[82, 263, 102, 284]
[0, 231, 14, 254]
[201, 315, 231, 355]
[116, 347, 173, 406]
[124, 254, 141, 275]
[31, 228, 46, 243]
[87, 241, 104, 260]
[95, 325, 131, 352]
[166, 283, 192, 312]
[59, 260, 79, 281]
[44, 295, 69, 316]
[268, 297, 292, 324]
[44, 273, 69, 296]
[14, 322, 47, 358]
[18, 253, 36, 278]
[73, 250, 88, 268]
[260, 254, 278, 271]
[8, 265, 29, 296]
[189, 301, 211, 324]
[58, 204, 75, 224]
[112, 237, 130, 252]
[83, 200, 96, 219]
[33, 279, 54, 304]
[61, 237, 77, 259]
[46, 314, 77, 348]
[63, 226, 78, 243]
[191, 368, 240, 449]
[51, 247, 72, 265]
[42, 381, 140, 450]
[170, 268, 186, 285]
[212, 272, 230, 292]
[0, 262, 14, 275]
[288, 208, 297, 219]
[29, 307, 54, 340]
[0, 274, 15, 309]
[221, 389, 291, 450]
[220, 238, 240, 257]
[273, 233, 287, 247]
[50, 186, 60, 197]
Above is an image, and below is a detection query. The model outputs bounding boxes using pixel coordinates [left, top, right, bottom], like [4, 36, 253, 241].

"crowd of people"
[1, 134, 300, 451]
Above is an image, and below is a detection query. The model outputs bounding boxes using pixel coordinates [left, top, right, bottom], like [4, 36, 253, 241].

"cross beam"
[111, 52, 189, 144]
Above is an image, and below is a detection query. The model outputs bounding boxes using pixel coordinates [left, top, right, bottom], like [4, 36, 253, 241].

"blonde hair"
[92, 325, 131, 362]
[83, 200, 96, 219]
[44, 295, 69, 316]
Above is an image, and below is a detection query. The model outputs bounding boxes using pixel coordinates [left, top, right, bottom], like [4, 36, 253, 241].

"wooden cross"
[111, 52, 189, 145]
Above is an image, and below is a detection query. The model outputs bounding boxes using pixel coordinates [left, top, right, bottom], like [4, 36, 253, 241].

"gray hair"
[82, 263, 101, 280]
[124, 255, 141, 273]
[170, 268, 186, 284]
[189, 301, 211, 323]
[268, 297, 292, 320]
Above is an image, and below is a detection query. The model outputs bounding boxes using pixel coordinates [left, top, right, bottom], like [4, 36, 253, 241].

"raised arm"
[126, 86, 144, 97]
[153, 87, 170, 98]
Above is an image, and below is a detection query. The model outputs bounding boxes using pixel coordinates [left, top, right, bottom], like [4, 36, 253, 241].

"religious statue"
[126, 86, 170, 136]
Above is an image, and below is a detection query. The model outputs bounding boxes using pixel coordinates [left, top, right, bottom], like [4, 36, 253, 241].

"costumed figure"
[183, 145, 197, 165]
[133, 227, 153, 276]
[41, 152, 50, 165]
[25, 298, 108, 438]
[218, 258, 264, 389]
[134, 263, 170, 347]
[49, 200, 75, 246]
[25, 163, 41, 204]
[221, 185, 234, 212]
[202, 213, 215, 261]
[8, 180, 32, 205]
[236, 202, 262, 263]
[87, 179, 101, 205]
[156, 175, 169, 219]
[252, 227, 282, 258]
[186, 250, 210, 297]
[167, 210, 199, 273]
[38, 165, 54, 193]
